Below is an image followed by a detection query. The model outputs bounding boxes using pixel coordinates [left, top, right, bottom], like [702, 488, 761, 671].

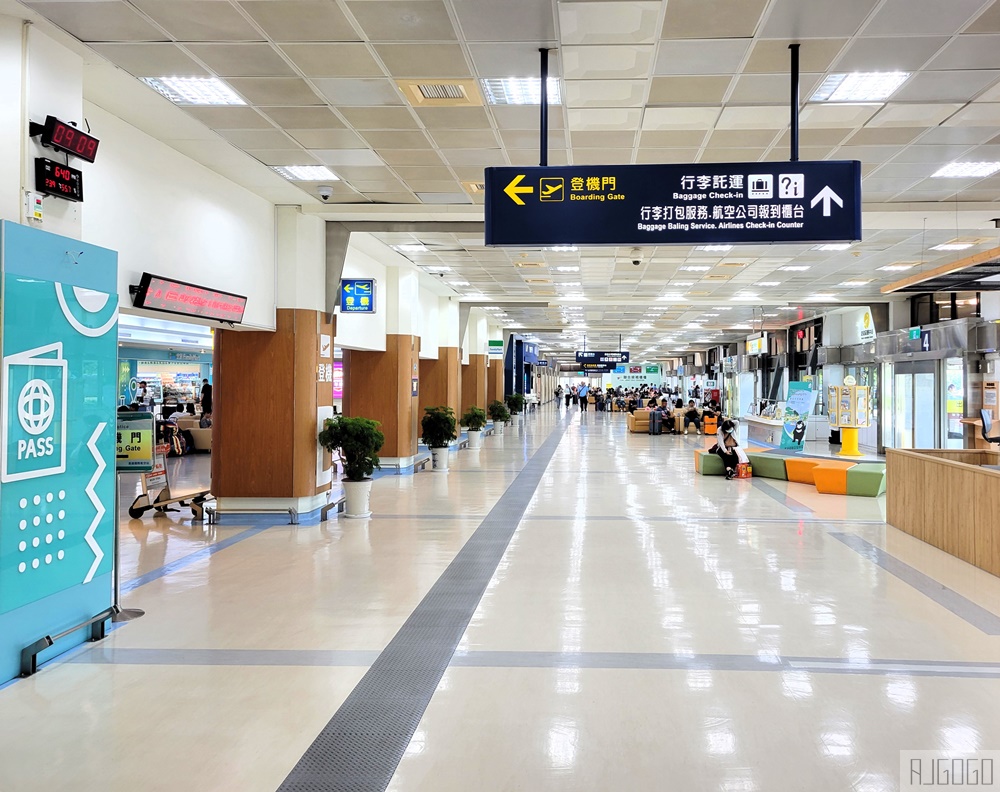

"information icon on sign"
[747, 174, 773, 200]
[779, 174, 805, 199]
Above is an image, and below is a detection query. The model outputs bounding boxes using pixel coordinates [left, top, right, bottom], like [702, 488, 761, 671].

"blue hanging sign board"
[485, 161, 862, 247]
[0, 221, 118, 683]
[340, 279, 376, 313]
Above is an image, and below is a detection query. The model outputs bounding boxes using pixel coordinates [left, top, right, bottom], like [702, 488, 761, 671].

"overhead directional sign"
[579, 363, 616, 373]
[576, 350, 630, 364]
[485, 161, 862, 247]
[340, 278, 376, 314]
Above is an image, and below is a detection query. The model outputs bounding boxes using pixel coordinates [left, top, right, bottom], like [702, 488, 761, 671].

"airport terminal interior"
[6, 0, 1000, 790]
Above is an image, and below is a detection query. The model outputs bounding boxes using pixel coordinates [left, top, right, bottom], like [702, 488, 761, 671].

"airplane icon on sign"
[539, 177, 564, 202]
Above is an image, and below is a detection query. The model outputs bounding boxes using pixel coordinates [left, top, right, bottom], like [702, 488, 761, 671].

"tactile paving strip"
[277, 417, 571, 792]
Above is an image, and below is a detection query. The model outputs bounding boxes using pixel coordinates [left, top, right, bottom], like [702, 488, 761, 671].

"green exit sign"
[909, 327, 921, 340]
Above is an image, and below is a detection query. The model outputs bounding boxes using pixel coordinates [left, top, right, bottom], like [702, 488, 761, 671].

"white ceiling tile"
[565, 80, 647, 108]
[313, 149, 387, 166]
[716, 105, 792, 130]
[559, 2, 661, 45]
[919, 126, 999, 145]
[452, 0, 556, 42]
[561, 45, 654, 80]
[798, 103, 881, 128]
[928, 34, 1000, 70]
[893, 70, 1000, 102]
[569, 107, 643, 131]
[641, 106, 721, 131]
[654, 39, 752, 76]
[943, 102, 1000, 126]
[761, 0, 880, 38]
[867, 103, 964, 127]
[467, 43, 563, 78]
[892, 144, 978, 164]
[89, 43, 209, 77]
[312, 78, 405, 106]
[863, 0, 992, 36]
[728, 73, 820, 104]
[834, 36, 950, 71]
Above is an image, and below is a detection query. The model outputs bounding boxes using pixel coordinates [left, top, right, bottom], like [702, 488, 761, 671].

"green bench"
[846, 462, 887, 497]
[746, 452, 788, 481]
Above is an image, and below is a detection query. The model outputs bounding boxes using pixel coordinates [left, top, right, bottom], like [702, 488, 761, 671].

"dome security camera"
[318, 185, 334, 201]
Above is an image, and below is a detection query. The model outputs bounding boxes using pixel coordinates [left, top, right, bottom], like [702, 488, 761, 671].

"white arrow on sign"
[810, 185, 844, 217]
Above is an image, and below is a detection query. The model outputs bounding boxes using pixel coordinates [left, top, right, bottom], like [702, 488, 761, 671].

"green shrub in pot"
[421, 406, 457, 448]
[318, 416, 384, 481]
[461, 406, 487, 431]
[488, 400, 510, 424]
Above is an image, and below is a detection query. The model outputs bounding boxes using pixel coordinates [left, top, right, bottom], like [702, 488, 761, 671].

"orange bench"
[785, 458, 821, 484]
[813, 461, 858, 494]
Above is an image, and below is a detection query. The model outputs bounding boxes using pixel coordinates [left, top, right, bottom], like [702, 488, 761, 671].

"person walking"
[555, 384, 564, 408]
[578, 382, 590, 412]
[200, 378, 213, 414]
[565, 387, 572, 408]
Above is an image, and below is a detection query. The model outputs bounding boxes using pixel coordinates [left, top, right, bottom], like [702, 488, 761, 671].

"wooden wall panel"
[487, 359, 503, 406]
[214, 308, 327, 498]
[419, 347, 461, 422]
[344, 334, 418, 458]
[462, 354, 488, 413]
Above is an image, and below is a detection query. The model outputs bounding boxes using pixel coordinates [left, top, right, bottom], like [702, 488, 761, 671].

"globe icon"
[18, 379, 54, 436]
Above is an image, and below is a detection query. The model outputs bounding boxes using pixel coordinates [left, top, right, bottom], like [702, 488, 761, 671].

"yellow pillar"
[839, 427, 863, 457]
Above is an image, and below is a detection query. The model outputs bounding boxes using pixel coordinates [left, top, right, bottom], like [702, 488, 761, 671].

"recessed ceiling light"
[840, 280, 871, 287]
[931, 243, 974, 251]
[878, 264, 915, 272]
[702, 313, 719, 317]
[932, 162, 1000, 179]
[757, 281, 781, 287]
[464, 292, 486, 299]
[559, 282, 582, 287]
[716, 307, 733, 311]
[271, 165, 339, 182]
[424, 265, 451, 273]
[779, 265, 810, 271]
[813, 243, 851, 251]
[731, 324, 753, 330]
[810, 72, 909, 103]
[680, 265, 711, 272]
[697, 245, 733, 252]
[634, 323, 653, 329]
[563, 293, 587, 300]
[763, 313, 779, 317]
[554, 266, 580, 272]
[545, 246, 578, 252]
[683, 323, 703, 330]
[732, 293, 760, 300]
[449, 280, 470, 287]
[670, 281, 696, 287]
[481, 77, 561, 105]
[807, 293, 836, 301]
[143, 76, 246, 105]
[395, 244, 428, 253]
[658, 293, 687, 301]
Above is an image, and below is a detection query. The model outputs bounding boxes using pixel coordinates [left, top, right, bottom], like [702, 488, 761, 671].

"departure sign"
[340, 279, 376, 313]
[576, 350, 630, 364]
[132, 273, 247, 323]
[35, 158, 83, 202]
[39, 116, 100, 163]
[485, 161, 862, 247]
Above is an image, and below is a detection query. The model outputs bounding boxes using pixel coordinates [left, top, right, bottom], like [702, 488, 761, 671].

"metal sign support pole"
[539, 48, 549, 167]
[112, 473, 145, 624]
[789, 43, 800, 162]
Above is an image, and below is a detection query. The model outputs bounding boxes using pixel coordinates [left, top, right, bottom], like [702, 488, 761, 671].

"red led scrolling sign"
[133, 274, 247, 323]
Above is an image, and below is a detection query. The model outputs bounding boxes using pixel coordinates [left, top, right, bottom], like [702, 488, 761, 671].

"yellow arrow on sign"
[504, 174, 534, 205]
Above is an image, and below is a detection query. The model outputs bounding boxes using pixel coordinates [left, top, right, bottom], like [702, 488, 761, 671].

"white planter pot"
[512, 413, 522, 424]
[467, 429, 483, 449]
[342, 478, 373, 519]
[495, 422, 504, 435]
[430, 447, 450, 472]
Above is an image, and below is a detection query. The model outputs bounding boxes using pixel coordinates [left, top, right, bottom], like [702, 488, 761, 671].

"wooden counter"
[886, 448, 1000, 576]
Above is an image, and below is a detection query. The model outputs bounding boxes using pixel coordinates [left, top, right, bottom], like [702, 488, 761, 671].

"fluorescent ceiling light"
[634, 323, 653, 329]
[807, 293, 836, 301]
[757, 281, 781, 287]
[545, 246, 578, 252]
[763, 313, 779, 317]
[702, 313, 719, 317]
[732, 293, 760, 300]
[555, 266, 580, 272]
[932, 162, 1000, 179]
[778, 306, 800, 311]
[683, 323, 703, 330]
[658, 293, 687, 301]
[697, 245, 733, 252]
[716, 307, 733, 311]
[814, 243, 851, 251]
[563, 293, 587, 300]
[680, 265, 711, 272]
[670, 281, 696, 287]
[464, 292, 485, 299]
[559, 282, 582, 287]
[779, 265, 810, 272]
[879, 264, 915, 272]
[482, 77, 562, 106]
[810, 72, 909, 103]
[143, 76, 245, 105]
[395, 244, 428, 253]
[931, 243, 973, 251]
[424, 265, 451, 273]
[731, 324, 752, 330]
[271, 165, 339, 182]
[449, 280, 470, 287]
[840, 280, 870, 287]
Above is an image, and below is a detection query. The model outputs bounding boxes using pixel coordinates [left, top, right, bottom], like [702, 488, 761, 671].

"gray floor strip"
[65, 646, 1000, 679]
[275, 415, 571, 792]
[830, 532, 1000, 635]
[751, 477, 815, 515]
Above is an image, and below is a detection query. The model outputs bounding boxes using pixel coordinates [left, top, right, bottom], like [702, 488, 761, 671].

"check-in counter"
[886, 448, 1000, 577]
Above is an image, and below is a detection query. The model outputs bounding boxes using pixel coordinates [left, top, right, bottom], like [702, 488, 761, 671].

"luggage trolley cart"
[127, 442, 211, 521]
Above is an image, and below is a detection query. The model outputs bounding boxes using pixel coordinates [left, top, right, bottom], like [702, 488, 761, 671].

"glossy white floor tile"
[1, 407, 999, 792]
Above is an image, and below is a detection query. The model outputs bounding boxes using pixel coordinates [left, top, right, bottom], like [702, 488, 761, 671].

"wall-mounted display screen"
[132, 273, 247, 323]
[746, 334, 767, 356]
[35, 158, 83, 202]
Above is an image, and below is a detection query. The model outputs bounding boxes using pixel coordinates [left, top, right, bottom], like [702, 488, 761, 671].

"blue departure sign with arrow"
[485, 160, 862, 247]
[340, 279, 376, 313]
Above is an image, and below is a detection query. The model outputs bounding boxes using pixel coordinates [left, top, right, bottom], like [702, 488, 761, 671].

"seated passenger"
[703, 399, 720, 419]
[683, 400, 702, 435]
[710, 418, 749, 480]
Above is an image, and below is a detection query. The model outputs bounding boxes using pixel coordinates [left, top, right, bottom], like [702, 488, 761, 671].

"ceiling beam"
[881, 245, 1000, 294]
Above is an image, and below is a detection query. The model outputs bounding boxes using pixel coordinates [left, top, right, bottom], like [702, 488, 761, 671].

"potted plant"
[505, 392, 526, 424]
[488, 400, 509, 435]
[421, 405, 457, 472]
[461, 405, 488, 449]
[318, 416, 384, 519]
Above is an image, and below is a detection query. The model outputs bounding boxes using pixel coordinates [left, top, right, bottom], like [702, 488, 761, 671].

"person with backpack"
[578, 382, 590, 411]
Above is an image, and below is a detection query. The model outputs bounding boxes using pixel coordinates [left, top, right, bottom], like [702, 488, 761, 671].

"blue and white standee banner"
[0, 222, 118, 682]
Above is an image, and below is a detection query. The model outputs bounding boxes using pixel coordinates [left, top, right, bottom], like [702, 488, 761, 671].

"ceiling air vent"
[703, 274, 732, 281]
[523, 278, 552, 284]
[514, 261, 546, 269]
[462, 181, 486, 195]
[397, 80, 483, 108]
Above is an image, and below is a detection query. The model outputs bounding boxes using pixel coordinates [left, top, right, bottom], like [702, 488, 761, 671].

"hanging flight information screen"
[132, 273, 247, 323]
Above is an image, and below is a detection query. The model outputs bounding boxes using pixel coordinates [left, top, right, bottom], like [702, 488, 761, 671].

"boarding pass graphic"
[1, 343, 68, 483]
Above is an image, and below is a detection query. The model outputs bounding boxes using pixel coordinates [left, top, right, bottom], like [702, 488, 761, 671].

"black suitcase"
[648, 411, 663, 435]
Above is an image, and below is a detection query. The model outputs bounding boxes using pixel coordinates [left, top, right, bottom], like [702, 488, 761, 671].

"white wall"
[83, 103, 277, 329]
[276, 207, 325, 311]
[335, 236, 387, 351]
[0, 15, 21, 224]
[418, 286, 439, 359]
[439, 298, 460, 348]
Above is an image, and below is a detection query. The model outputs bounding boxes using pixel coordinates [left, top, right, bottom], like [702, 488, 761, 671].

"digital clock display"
[41, 115, 99, 163]
[35, 158, 83, 202]
[132, 273, 247, 323]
